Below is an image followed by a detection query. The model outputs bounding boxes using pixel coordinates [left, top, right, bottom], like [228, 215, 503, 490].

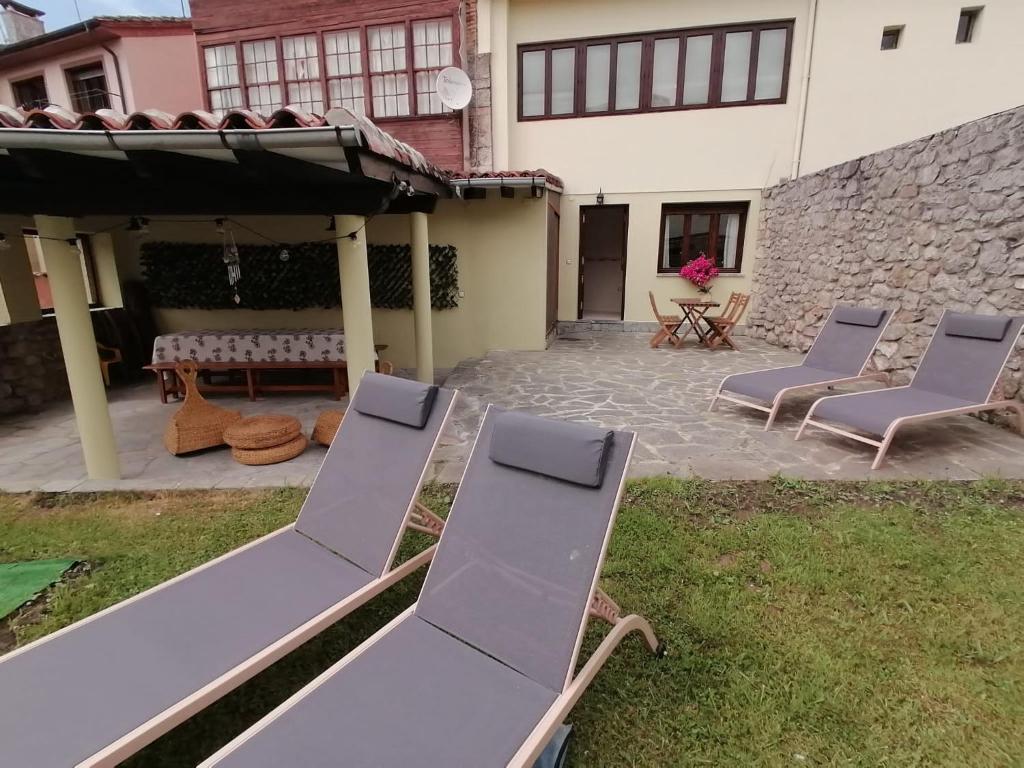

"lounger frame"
[709, 308, 894, 429]
[1, 393, 457, 768]
[202, 422, 663, 768]
[795, 316, 1024, 469]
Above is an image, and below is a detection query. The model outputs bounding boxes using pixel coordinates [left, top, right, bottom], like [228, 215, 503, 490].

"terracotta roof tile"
[455, 168, 564, 191]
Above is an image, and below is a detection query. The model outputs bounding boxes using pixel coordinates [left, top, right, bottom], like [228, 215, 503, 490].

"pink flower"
[679, 253, 719, 288]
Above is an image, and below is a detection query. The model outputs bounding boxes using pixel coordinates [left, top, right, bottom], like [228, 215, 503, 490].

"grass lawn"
[2, 479, 1023, 766]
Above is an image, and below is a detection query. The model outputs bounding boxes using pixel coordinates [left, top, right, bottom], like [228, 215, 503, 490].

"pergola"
[0, 105, 453, 480]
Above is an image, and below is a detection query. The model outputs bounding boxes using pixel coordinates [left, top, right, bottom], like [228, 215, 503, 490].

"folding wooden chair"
[648, 291, 684, 348]
[704, 292, 750, 350]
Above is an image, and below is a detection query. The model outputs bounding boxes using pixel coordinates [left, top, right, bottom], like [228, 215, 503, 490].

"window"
[880, 26, 902, 50]
[242, 39, 281, 114]
[22, 230, 100, 309]
[325, 29, 365, 115]
[658, 203, 748, 274]
[12, 75, 48, 110]
[204, 44, 243, 112]
[368, 23, 410, 117]
[519, 20, 793, 120]
[283, 34, 323, 113]
[956, 7, 981, 43]
[65, 63, 110, 113]
[412, 18, 454, 114]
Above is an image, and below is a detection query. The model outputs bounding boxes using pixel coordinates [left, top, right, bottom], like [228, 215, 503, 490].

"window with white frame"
[283, 34, 323, 113]
[368, 23, 410, 117]
[412, 18, 453, 114]
[204, 44, 243, 112]
[242, 39, 281, 114]
[324, 29, 365, 115]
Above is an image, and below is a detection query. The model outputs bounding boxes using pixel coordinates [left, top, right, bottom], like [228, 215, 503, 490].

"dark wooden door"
[546, 202, 560, 333]
[578, 204, 628, 320]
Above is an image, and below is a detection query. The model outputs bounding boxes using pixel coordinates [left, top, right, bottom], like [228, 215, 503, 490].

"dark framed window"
[518, 19, 794, 121]
[12, 75, 48, 110]
[956, 7, 981, 43]
[657, 202, 748, 274]
[201, 15, 457, 121]
[880, 26, 903, 50]
[65, 63, 110, 113]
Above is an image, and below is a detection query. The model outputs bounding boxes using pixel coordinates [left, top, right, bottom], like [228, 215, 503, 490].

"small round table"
[670, 298, 720, 346]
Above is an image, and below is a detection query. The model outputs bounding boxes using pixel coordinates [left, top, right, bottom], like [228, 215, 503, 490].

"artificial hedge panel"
[140, 240, 459, 310]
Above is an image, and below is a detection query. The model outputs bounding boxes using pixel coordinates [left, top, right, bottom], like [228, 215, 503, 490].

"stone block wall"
[749, 104, 1024, 404]
[0, 318, 69, 416]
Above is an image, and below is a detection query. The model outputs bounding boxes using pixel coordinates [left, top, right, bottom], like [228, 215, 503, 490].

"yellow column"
[336, 214, 376, 395]
[409, 212, 435, 384]
[0, 220, 41, 324]
[34, 216, 120, 480]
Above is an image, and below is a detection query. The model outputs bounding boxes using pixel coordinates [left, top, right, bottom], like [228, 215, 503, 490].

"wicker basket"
[163, 361, 243, 455]
[311, 410, 344, 446]
[224, 415, 302, 450]
[232, 434, 308, 465]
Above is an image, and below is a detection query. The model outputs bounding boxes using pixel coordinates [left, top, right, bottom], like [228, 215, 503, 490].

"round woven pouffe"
[232, 434, 308, 466]
[224, 414, 302, 450]
[311, 410, 344, 447]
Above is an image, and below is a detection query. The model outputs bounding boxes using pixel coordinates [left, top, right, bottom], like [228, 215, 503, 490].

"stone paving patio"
[1, 332, 1022, 492]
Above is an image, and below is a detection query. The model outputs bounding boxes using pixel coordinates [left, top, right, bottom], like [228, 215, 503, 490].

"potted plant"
[679, 253, 719, 293]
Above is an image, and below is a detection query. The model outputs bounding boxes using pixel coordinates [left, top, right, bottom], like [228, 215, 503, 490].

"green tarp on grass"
[0, 559, 77, 619]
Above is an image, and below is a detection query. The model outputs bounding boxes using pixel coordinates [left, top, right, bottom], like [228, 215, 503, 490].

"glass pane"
[687, 214, 711, 260]
[721, 31, 752, 102]
[754, 29, 786, 100]
[614, 41, 642, 110]
[717, 213, 741, 269]
[662, 214, 684, 270]
[521, 50, 545, 116]
[651, 38, 679, 107]
[585, 44, 610, 112]
[682, 35, 711, 105]
[550, 48, 575, 115]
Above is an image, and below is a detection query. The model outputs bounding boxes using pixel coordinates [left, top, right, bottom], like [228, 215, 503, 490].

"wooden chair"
[648, 292, 684, 348]
[96, 342, 122, 387]
[704, 292, 750, 350]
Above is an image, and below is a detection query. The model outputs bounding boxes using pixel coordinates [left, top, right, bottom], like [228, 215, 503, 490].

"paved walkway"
[1, 332, 1021, 492]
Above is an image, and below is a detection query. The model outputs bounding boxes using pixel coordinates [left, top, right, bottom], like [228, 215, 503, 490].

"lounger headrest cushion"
[489, 411, 614, 488]
[352, 373, 438, 428]
[834, 307, 886, 328]
[944, 314, 1011, 342]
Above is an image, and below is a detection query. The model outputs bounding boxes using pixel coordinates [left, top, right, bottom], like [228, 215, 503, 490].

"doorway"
[578, 205, 627, 320]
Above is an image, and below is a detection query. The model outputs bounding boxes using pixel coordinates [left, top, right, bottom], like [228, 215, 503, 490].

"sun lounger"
[796, 311, 1024, 469]
[710, 305, 893, 428]
[0, 372, 456, 768]
[200, 409, 664, 768]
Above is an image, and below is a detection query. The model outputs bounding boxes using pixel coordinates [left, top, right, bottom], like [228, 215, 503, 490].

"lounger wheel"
[655, 641, 668, 659]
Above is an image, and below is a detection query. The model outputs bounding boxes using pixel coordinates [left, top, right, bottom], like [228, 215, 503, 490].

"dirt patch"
[0, 561, 91, 654]
[714, 552, 740, 568]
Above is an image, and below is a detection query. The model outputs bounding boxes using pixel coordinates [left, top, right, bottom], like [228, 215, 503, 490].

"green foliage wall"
[140, 241, 459, 310]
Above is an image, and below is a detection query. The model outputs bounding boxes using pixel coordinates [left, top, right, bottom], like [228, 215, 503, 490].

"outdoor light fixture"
[215, 218, 226, 235]
[325, 216, 336, 232]
[0, 233, 10, 251]
[596, 189, 605, 205]
[127, 216, 150, 235]
[279, 249, 291, 262]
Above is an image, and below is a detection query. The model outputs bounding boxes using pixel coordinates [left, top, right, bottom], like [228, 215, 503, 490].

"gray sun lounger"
[0, 373, 456, 768]
[796, 311, 1024, 469]
[710, 305, 893, 428]
[200, 409, 664, 768]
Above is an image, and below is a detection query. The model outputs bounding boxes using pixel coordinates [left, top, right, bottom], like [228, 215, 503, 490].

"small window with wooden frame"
[518, 19, 794, 121]
[956, 7, 981, 43]
[658, 202, 748, 275]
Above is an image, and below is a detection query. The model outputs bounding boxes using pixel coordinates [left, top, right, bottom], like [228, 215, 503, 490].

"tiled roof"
[452, 169, 565, 191]
[0, 104, 448, 183]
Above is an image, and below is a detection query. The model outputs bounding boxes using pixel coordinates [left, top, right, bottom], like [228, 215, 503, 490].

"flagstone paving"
[0, 332, 1021, 492]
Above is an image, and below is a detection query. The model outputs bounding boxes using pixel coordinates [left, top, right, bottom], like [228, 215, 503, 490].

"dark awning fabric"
[0, 105, 452, 216]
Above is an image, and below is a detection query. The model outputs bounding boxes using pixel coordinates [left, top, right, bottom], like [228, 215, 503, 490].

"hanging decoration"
[221, 223, 242, 304]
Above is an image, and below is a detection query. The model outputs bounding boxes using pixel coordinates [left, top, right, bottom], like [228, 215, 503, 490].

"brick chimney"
[0, 2, 45, 46]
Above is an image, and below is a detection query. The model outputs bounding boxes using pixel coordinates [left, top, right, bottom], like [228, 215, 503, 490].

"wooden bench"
[145, 361, 350, 403]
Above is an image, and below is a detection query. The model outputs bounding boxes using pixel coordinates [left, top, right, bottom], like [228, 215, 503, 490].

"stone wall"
[749, 104, 1024, 404]
[0, 318, 69, 416]
[464, 0, 492, 171]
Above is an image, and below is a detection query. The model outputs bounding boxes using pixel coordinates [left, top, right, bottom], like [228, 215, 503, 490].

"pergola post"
[335, 214, 376, 395]
[34, 216, 120, 480]
[409, 212, 435, 384]
[0, 219, 41, 324]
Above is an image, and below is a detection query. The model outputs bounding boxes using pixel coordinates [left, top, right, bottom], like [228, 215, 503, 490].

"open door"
[578, 205, 628, 320]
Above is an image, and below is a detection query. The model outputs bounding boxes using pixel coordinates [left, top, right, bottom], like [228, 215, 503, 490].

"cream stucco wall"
[799, 0, 1024, 175]
[103, 193, 549, 371]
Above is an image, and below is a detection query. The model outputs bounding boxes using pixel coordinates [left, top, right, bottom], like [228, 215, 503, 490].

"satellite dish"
[436, 67, 473, 110]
